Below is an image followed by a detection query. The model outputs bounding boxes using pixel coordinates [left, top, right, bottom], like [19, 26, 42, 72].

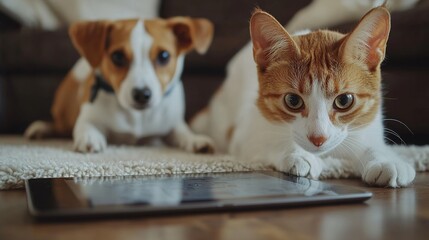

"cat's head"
[250, 7, 390, 154]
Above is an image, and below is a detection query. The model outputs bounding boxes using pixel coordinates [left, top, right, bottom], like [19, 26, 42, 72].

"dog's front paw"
[363, 161, 415, 187]
[183, 135, 215, 154]
[74, 129, 107, 153]
[277, 151, 323, 179]
[24, 121, 54, 139]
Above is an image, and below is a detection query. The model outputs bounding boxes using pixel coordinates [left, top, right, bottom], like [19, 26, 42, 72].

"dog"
[25, 17, 215, 154]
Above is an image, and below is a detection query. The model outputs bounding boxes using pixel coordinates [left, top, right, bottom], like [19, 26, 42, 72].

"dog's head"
[69, 17, 214, 110]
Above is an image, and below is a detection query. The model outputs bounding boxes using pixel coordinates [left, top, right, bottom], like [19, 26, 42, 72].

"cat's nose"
[308, 135, 327, 147]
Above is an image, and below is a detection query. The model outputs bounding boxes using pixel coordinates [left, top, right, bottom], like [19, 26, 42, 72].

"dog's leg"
[24, 121, 55, 139]
[168, 121, 215, 154]
[73, 107, 107, 153]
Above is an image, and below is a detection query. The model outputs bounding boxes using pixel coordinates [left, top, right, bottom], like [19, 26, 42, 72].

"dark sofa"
[1, 0, 428, 145]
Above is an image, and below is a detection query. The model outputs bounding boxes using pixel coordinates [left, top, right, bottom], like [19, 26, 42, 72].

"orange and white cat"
[191, 6, 416, 187]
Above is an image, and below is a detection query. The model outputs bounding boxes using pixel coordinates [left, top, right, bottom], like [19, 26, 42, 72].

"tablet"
[25, 171, 371, 219]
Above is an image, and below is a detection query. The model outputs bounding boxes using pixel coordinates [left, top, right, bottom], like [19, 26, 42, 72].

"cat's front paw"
[363, 161, 415, 187]
[74, 128, 107, 153]
[278, 151, 323, 179]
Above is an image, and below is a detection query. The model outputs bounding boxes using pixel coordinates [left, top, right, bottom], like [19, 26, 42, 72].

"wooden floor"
[1, 173, 429, 240]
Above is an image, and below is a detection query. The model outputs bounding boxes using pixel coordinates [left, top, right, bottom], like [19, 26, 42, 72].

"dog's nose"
[132, 87, 152, 105]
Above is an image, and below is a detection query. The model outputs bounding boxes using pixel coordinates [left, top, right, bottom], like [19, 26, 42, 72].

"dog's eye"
[284, 93, 304, 111]
[111, 50, 127, 67]
[156, 50, 170, 66]
[334, 93, 354, 111]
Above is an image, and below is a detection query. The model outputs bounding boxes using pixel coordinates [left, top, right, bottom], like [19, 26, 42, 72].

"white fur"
[293, 82, 347, 154]
[191, 3, 418, 187]
[117, 21, 163, 110]
[72, 58, 91, 99]
[71, 20, 213, 153]
[72, 58, 91, 82]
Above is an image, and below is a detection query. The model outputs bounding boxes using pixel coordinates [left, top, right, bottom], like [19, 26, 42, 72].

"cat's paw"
[74, 128, 107, 153]
[363, 161, 415, 187]
[278, 151, 323, 179]
[295, 178, 325, 196]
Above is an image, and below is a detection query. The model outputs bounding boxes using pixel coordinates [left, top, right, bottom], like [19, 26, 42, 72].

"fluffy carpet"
[1, 135, 428, 190]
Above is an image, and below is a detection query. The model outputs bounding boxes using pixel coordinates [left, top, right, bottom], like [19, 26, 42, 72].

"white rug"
[1, 136, 428, 190]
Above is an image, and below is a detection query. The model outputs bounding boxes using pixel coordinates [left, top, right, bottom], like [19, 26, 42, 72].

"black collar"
[90, 74, 114, 102]
[163, 78, 178, 97]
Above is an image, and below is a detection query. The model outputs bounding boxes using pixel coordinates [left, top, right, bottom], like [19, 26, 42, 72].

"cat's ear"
[341, 7, 390, 72]
[250, 9, 298, 70]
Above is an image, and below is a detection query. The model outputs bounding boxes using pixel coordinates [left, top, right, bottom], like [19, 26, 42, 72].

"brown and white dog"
[25, 17, 215, 153]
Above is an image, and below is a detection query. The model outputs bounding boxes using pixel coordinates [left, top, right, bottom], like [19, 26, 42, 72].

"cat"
[190, 6, 416, 187]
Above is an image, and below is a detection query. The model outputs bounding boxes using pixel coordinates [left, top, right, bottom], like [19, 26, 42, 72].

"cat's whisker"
[384, 128, 399, 138]
[384, 136, 398, 145]
[384, 118, 414, 135]
[341, 140, 365, 171]
[339, 144, 356, 165]
[334, 143, 350, 158]
[346, 138, 369, 153]
[343, 137, 368, 160]
[293, 133, 307, 145]
[384, 128, 406, 145]
[346, 148, 365, 173]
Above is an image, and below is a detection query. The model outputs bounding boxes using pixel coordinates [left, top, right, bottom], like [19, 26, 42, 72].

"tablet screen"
[69, 172, 335, 207]
[26, 171, 371, 218]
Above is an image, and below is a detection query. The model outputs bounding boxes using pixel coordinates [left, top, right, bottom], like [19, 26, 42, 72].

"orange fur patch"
[145, 20, 180, 92]
[51, 71, 89, 135]
[100, 20, 138, 92]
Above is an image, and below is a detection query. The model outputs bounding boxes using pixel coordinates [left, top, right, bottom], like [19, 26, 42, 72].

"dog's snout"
[132, 87, 152, 105]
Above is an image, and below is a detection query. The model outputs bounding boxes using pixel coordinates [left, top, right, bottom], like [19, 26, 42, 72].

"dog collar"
[90, 74, 114, 102]
[163, 78, 178, 97]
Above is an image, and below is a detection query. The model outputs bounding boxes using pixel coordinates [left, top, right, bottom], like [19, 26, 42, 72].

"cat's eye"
[156, 50, 170, 66]
[284, 93, 304, 111]
[334, 93, 354, 111]
[111, 50, 127, 67]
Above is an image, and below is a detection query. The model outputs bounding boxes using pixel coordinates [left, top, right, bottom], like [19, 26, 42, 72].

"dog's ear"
[168, 17, 214, 54]
[69, 21, 111, 68]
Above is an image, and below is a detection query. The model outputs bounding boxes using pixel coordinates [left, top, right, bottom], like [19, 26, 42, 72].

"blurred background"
[0, 0, 428, 145]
